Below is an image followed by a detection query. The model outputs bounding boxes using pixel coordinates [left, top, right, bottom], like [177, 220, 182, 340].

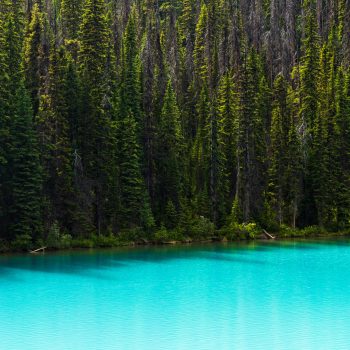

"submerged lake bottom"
[1, 239, 350, 350]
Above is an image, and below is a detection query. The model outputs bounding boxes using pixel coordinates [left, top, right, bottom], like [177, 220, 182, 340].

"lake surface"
[1, 240, 350, 350]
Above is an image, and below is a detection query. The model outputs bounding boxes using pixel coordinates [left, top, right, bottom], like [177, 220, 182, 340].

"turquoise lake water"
[1, 240, 350, 350]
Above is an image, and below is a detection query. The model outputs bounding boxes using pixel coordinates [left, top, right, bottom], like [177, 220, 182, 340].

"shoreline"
[1, 230, 349, 256]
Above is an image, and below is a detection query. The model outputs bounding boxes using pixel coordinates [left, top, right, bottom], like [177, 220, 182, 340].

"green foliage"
[236, 50, 269, 223]
[7, 84, 42, 240]
[299, 225, 327, 237]
[78, 0, 114, 234]
[46, 221, 61, 248]
[259, 199, 279, 232]
[153, 226, 183, 243]
[47, 221, 73, 249]
[91, 234, 120, 248]
[188, 216, 215, 239]
[23, 3, 45, 115]
[155, 80, 183, 222]
[11, 234, 32, 251]
[70, 238, 94, 249]
[164, 200, 179, 230]
[217, 72, 238, 208]
[0, 0, 350, 250]
[224, 222, 261, 240]
[61, 0, 83, 40]
[0, 239, 10, 253]
[116, 10, 152, 230]
[230, 197, 243, 225]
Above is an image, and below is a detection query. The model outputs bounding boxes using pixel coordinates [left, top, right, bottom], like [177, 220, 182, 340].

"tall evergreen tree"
[217, 71, 238, 210]
[61, 0, 83, 40]
[0, 0, 26, 239]
[299, 0, 321, 225]
[116, 10, 154, 230]
[191, 83, 210, 217]
[78, 0, 113, 234]
[193, 3, 209, 85]
[235, 50, 269, 223]
[7, 85, 42, 242]
[0, 1, 10, 237]
[23, 2, 47, 116]
[269, 74, 291, 225]
[38, 46, 76, 233]
[155, 80, 183, 225]
[335, 66, 350, 228]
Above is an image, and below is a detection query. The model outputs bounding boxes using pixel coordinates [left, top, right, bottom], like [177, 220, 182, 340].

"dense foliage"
[0, 0, 350, 249]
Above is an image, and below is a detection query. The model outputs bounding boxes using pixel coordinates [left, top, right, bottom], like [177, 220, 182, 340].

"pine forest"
[1, 0, 350, 251]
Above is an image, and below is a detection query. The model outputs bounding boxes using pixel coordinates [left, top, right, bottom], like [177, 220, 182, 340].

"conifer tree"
[191, 84, 210, 217]
[116, 10, 154, 230]
[0, 3, 10, 237]
[235, 50, 269, 223]
[156, 80, 183, 223]
[285, 82, 303, 228]
[217, 71, 238, 210]
[78, 0, 114, 234]
[335, 66, 350, 227]
[7, 84, 42, 242]
[312, 42, 337, 227]
[38, 46, 76, 233]
[61, 0, 83, 40]
[193, 3, 209, 85]
[0, 0, 26, 239]
[298, 0, 321, 225]
[206, 95, 227, 225]
[269, 74, 290, 225]
[23, 3, 46, 116]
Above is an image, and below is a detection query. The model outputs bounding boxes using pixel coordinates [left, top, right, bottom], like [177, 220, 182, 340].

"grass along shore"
[1, 221, 349, 254]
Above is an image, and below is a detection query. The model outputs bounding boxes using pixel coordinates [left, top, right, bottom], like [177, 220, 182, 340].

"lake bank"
[1, 226, 349, 255]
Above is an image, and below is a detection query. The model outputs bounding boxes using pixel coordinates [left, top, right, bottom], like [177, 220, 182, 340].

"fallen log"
[262, 230, 276, 240]
[29, 246, 47, 254]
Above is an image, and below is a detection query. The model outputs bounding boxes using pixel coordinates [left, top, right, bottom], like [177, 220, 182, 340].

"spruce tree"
[156, 80, 183, 224]
[191, 84, 210, 217]
[217, 71, 238, 211]
[335, 67, 350, 228]
[193, 3, 209, 85]
[235, 50, 269, 223]
[116, 10, 154, 230]
[23, 3, 46, 116]
[0, 3, 10, 238]
[299, 0, 321, 225]
[206, 95, 227, 225]
[285, 81, 303, 228]
[61, 0, 83, 40]
[0, 0, 26, 239]
[269, 74, 290, 225]
[37, 46, 76, 233]
[7, 84, 42, 242]
[78, 0, 114, 234]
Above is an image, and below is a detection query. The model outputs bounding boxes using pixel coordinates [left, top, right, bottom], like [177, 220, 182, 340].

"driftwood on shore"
[29, 246, 47, 254]
[262, 230, 276, 240]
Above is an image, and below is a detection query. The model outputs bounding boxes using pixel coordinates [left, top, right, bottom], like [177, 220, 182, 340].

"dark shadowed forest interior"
[0, 0, 350, 250]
